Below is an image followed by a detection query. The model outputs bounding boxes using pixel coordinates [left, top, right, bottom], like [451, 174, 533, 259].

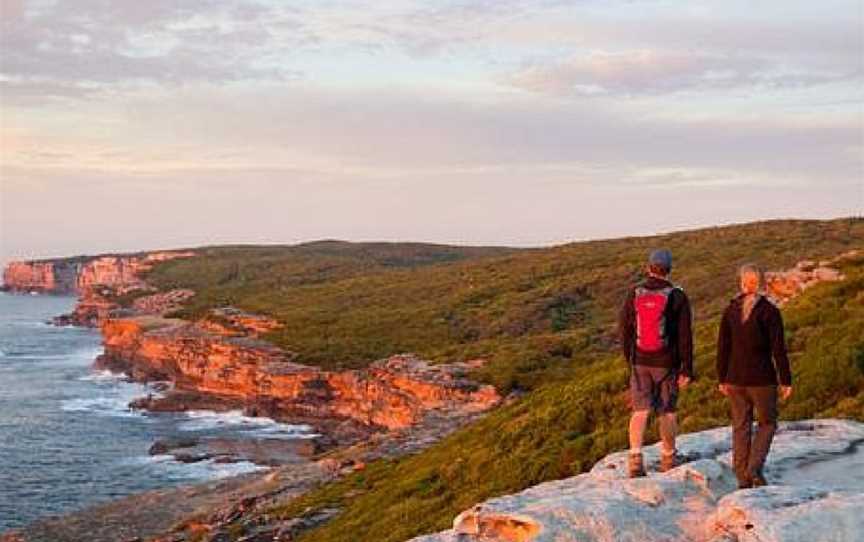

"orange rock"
[98, 319, 501, 431]
[54, 288, 122, 327]
[2, 261, 77, 293]
[208, 307, 283, 336]
[2, 251, 194, 295]
[131, 289, 195, 315]
[765, 258, 846, 306]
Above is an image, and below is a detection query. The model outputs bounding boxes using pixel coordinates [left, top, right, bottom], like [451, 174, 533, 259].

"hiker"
[717, 263, 793, 489]
[619, 249, 694, 477]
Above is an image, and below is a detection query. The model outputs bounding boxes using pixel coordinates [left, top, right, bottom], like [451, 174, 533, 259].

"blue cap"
[648, 249, 673, 271]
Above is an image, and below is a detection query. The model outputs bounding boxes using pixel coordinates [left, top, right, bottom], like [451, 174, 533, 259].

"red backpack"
[633, 286, 675, 352]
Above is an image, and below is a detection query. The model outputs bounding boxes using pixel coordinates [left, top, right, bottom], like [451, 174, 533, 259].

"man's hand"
[780, 385, 793, 401]
[718, 383, 731, 396]
[677, 374, 691, 388]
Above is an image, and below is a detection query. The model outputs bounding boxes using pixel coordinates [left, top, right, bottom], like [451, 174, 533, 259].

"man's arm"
[769, 305, 793, 386]
[618, 288, 635, 363]
[676, 291, 694, 379]
[716, 307, 732, 384]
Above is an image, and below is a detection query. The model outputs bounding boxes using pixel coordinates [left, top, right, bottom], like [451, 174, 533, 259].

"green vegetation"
[275, 245, 864, 542]
[147, 219, 863, 386]
[136, 218, 864, 541]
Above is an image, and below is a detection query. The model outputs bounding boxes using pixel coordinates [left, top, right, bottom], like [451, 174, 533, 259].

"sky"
[1, 0, 862, 267]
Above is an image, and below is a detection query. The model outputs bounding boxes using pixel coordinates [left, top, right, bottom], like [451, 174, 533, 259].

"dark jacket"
[716, 294, 792, 386]
[618, 276, 694, 378]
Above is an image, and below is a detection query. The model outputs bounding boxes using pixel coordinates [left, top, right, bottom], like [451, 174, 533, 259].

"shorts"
[629, 364, 678, 413]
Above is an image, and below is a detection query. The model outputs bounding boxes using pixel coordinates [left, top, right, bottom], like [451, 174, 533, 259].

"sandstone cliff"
[75, 252, 194, 293]
[2, 260, 79, 293]
[97, 316, 501, 432]
[412, 419, 864, 542]
[2, 251, 194, 295]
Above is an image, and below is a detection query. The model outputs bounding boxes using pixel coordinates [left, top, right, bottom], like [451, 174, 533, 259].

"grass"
[128, 217, 864, 541]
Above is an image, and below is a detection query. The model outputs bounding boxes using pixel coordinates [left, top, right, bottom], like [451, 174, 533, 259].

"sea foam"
[177, 409, 318, 439]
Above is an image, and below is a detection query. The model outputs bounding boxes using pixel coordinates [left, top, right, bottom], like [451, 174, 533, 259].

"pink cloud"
[507, 49, 858, 96]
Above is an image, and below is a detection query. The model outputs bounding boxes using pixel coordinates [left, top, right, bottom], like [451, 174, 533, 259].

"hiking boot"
[659, 451, 682, 473]
[737, 477, 753, 490]
[628, 452, 646, 478]
[751, 470, 768, 487]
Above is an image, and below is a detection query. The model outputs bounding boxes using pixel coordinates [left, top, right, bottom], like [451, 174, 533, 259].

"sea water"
[0, 293, 312, 531]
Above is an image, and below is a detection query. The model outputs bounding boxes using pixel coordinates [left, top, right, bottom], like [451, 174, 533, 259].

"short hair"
[648, 263, 670, 277]
[738, 263, 763, 287]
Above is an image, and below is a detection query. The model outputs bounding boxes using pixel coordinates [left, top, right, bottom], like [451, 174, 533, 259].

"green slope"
[134, 217, 864, 542]
[270, 243, 864, 542]
[146, 219, 863, 388]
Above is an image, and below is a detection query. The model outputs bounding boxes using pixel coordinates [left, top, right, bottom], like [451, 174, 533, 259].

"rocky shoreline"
[1, 251, 504, 542]
[1, 462, 330, 542]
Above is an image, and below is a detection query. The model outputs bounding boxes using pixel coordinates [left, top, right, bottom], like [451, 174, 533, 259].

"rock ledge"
[412, 419, 864, 542]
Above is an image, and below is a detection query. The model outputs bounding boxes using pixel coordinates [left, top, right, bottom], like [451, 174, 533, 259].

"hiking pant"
[727, 385, 778, 484]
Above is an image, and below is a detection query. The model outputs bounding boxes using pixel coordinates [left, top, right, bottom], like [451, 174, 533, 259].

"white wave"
[127, 454, 270, 481]
[12, 353, 91, 360]
[60, 395, 142, 418]
[61, 377, 157, 419]
[9, 346, 103, 365]
[77, 369, 128, 383]
[177, 409, 317, 439]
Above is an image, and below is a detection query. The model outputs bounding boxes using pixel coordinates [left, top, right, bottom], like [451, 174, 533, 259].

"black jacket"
[716, 294, 792, 386]
[618, 276, 694, 378]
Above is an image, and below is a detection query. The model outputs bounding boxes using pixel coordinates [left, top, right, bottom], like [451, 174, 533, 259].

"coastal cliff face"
[97, 316, 501, 431]
[75, 256, 147, 292]
[75, 252, 194, 293]
[2, 261, 79, 293]
[2, 251, 194, 295]
[25, 251, 196, 327]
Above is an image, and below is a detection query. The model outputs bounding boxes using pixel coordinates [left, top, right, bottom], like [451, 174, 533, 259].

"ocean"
[0, 293, 311, 532]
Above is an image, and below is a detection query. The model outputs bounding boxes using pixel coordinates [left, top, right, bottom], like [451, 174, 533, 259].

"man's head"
[646, 249, 672, 277]
[738, 263, 763, 295]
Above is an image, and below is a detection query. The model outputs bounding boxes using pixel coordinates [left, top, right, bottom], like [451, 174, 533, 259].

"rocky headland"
[4, 248, 503, 450]
[2, 252, 194, 296]
[2, 249, 505, 542]
[96, 312, 501, 445]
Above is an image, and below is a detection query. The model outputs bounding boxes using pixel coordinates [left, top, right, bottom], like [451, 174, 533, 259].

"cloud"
[506, 49, 862, 96]
[3, 82, 859, 187]
[0, 0, 23, 19]
[3, 1, 861, 103]
[1, 0, 861, 266]
[0, 0, 304, 102]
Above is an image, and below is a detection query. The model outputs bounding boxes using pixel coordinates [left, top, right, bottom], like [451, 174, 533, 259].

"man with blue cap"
[619, 248, 694, 477]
